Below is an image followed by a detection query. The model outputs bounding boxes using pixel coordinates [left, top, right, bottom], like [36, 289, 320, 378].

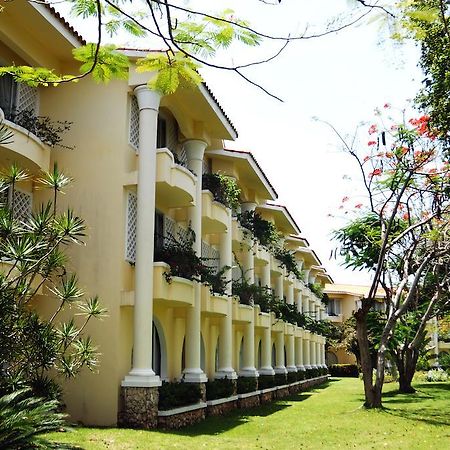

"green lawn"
[46, 378, 449, 449]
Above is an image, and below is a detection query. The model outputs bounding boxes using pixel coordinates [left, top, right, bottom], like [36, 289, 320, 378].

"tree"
[395, 1, 450, 153]
[0, 1, 389, 100]
[0, 159, 106, 400]
[331, 106, 450, 407]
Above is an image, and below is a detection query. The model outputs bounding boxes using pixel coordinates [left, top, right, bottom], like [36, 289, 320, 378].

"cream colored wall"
[35, 78, 131, 425]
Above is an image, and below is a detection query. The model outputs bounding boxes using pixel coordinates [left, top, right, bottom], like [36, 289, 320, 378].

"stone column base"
[118, 386, 159, 429]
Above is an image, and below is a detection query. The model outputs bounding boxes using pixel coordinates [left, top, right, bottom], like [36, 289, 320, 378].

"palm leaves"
[0, 389, 66, 449]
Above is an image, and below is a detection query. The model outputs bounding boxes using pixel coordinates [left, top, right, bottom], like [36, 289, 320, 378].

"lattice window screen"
[12, 190, 32, 221]
[163, 215, 176, 240]
[125, 192, 138, 262]
[166, 116, 178, 153]
[201, 241, 220, 273]
[129, 95, 139, 150]
[16, 84, 39, 114]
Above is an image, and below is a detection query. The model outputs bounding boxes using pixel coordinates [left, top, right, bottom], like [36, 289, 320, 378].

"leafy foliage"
[8, 110, 73, 149]
[205, 377, 235, 400]
[0, 389, 66, 450]
[158, 381, 202, 410]
[0, 164, 106, 400]
[155, 225, 229, 295]
[202, 172, 241, 211]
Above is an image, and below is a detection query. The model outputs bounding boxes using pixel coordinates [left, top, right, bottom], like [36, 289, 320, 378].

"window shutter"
[125, 192, 137, 263]
[129, 95, 139, 151]
[16, 83, 39, 115]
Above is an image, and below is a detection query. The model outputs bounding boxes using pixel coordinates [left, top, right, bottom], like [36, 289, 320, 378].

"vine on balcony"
[154, 226, 229, 295]
[11, 110, 73, 149]
[236, 210, 304, 281]
[202, 173, 241, 211]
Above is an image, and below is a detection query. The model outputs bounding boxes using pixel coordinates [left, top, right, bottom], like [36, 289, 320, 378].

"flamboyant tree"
[331, 106, 450, 407]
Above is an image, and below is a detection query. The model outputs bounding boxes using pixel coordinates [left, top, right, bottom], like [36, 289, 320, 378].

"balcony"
[124, 148, 196, 208]
[254, 243, 270, 266]
[201, 286, 228, 317]
[231, 217, 245, 245]
[201, 190, 228, 234]
[0, 113, 50, 172]
[120, 263, 195, 308]
[255, 306, 271, 328]
[232, 298, 254, 323]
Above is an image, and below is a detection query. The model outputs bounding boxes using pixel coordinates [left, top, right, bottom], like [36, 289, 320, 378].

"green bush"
[158, 381, 202, 410]
[328, 364, 359, 378]
[236, 377, 257, 394]
[297, 369, 306, 381]
[426, 369, 449, 382]
[0, 389, 66, 449]
[306, 368, 320, 379]
[438, 352, 450, 371]
[205, 378, 235, 401]
[258, 375, 275, 390]
[287, 371, 298, 384]
[274, 373, 287, 386]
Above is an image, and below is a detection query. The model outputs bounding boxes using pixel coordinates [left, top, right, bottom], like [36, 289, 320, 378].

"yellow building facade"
[0, 2, 333, 428]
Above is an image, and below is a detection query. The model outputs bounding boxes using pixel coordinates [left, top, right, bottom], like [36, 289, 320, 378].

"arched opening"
[152, 318, 167, 380]
[239, 337, 244, 371]
[284, 346, 287, 367]
[215, 337, 220, 373]
[257, 340, 262, 369]
[272, 343, 276, 367]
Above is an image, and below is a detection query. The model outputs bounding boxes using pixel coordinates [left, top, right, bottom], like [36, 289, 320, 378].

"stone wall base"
[259, 391, 274, 404]
[207, 399, 238, 416]
[118, 386, 159, 429]
[158, 407, 205, 429]
[275, 386, 290, 399]
[238, 394, 260, 409]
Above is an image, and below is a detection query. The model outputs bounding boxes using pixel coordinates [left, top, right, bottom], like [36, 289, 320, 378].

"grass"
[46, 378, 450, 449]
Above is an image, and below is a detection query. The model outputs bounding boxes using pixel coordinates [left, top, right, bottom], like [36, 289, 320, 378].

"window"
[372, 301, 386, 313]
[0, 74, 39, 121]
[125, 191, 137, 263]
[128, 95, 139, 150]
[327, 298, 341, 316]
[0, 187, 32, 220]
[156, 116, 167, 149]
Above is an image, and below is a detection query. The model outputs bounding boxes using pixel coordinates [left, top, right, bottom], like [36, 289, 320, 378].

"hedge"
[237, 376, 257, 394]
[158, 381, 202, 410]
[205, 378, 235, 401]
[328, 364, 359, 378]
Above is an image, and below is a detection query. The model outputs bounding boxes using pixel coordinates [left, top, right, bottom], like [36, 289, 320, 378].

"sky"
[55, 0, 422, 285]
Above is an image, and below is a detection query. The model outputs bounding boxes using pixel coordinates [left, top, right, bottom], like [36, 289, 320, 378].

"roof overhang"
[207, 148, 277, 201]
[257, 203, 301, 235]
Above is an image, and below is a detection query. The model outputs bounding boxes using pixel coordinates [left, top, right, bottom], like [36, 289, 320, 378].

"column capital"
[133, 85, 161, 111]
[183, 139, 208, 163]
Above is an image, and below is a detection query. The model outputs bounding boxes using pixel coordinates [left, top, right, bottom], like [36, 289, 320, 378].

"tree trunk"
[355, 310, 383, 408]
[397, 347, 419, 394]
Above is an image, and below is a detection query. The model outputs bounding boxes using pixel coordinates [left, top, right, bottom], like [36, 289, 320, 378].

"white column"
[183, 139, 208, 383]
[216, 210, 236, 379]
[296, 289, 303, 313]
[295, 330, 305, 371]
[310, 335, 317, 369]
[303, 331, 311, 369]
[275, 274, 284, 301]
[239, 202, 257, 377]
[274, 331, 286, 374]
[260, 261, 274, 375]
[286, 281, 294, 305]
[302, 292, 310, 316]
[122, 86, 161, 388]
[286, 333, 296, 372]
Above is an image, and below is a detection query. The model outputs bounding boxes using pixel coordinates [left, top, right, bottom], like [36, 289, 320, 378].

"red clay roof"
[43, 2, 86, 45]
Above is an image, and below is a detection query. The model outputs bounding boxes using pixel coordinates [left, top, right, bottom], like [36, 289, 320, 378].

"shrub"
[0, 389, 66, 449]
[425, 369, 449, 382]
[202, 173, 241, 211]
[328, 364, 359, 378]
[297, 369, 306, 381]
[205, 378, 235, 401]
[438, 352, 450, 371]
[258, 375, 275, 390]
[236, 377, 257, 394]
[287, 371, 298, 384]
[306, 368, 320, 379]
[274, 373, 287, 386]
[158, 381, 202, 410]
